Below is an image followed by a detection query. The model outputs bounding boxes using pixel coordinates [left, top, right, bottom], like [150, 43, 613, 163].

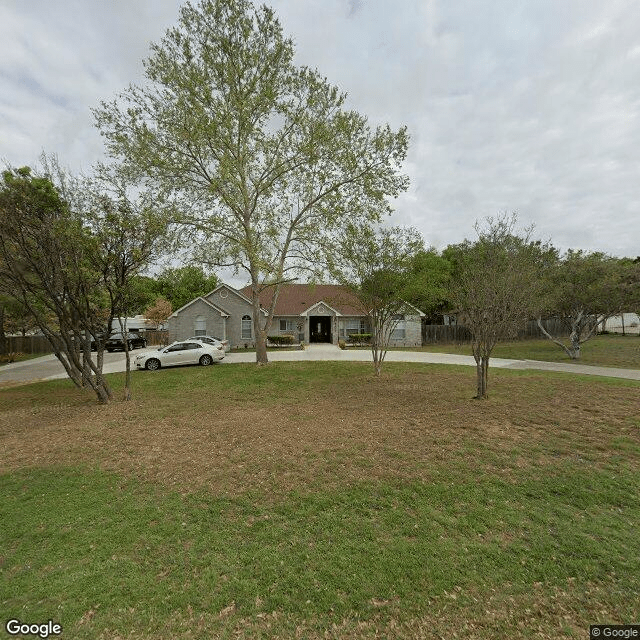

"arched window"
[241, 315, 252, 340]
[194, 315, 206, 336]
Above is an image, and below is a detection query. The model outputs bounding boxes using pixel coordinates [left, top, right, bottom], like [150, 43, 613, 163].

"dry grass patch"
[1, 363, 638, 496]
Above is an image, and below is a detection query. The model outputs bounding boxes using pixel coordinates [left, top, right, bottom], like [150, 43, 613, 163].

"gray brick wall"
[204, 287, 254, 347]
[387, 314, 422, 347]
[167, 298, 227, 344]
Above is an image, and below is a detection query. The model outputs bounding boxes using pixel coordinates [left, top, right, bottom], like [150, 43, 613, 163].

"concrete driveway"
[1, 342, 639, 386]
[0, 351, 142, 386]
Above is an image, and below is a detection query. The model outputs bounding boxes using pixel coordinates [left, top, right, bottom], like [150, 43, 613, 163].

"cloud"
[1, 0, 639, 258]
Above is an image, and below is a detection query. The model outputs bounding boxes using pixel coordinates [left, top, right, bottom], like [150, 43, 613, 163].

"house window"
[391, 314, 406, 340]
[279, 319, 296, 333]
[194, 315, 206, 337]
[346, 318, 368, 336]
[241, 315, 252, 340]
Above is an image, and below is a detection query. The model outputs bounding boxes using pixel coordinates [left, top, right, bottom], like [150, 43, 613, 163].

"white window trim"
[279, 319, 296, 333]
[241, 314, 253, 340]
[194, 315, 206, 337]
[345, 318, 368, 336]
[391, 315, 406, 340]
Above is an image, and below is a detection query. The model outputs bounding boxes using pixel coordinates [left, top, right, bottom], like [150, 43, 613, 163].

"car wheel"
[145, 358, 161, 371]
[199, 354, 213, 366]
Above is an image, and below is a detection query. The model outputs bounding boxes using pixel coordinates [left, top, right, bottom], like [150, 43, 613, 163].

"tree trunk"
[251, 286, 269, 365]
[255, 331, 268, 365]
[621, 313, 625, 336]
[475, 355, 489, 399]
[119, 317, 131, 401]
[0, 303, 6, 355]
[537, 317, 577, 359]
[51, 346, 84, 388]
[568, 323, 581, 359]
[89, 380, 111, 404]
[600, 316, 607, 333]
[372, 343, 382, 377]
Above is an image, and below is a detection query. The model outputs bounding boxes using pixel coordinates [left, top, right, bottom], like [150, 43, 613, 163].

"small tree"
[330, 224, 424, 376]
[88, 173, 170, 401]
[0, 166, 113, 402]
[536, 250, 624, 359]
[3, 298, 38, 336]
[144, 297, 172, 329]
[446, 215, 551, 399]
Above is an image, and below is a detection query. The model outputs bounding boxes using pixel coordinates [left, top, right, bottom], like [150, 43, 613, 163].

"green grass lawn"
[1, 362, 639, 639]
[397, 334, 640, 369]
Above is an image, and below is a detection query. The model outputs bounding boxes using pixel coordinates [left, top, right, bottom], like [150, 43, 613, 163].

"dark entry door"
[309, 316, 331, 343]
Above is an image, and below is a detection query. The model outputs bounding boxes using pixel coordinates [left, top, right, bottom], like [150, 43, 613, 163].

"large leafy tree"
[330, 224, 424, 376]
[402, 249, 453, 321]
[446, 216, 552, 399]
[94, 0, 409, 365]
[152, 266, 219, 311]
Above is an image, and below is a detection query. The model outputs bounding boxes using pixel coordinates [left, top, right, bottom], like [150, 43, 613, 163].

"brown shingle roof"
[239, 284, 364, 316]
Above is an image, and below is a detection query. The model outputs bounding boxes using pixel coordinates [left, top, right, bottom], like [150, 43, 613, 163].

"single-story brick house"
[166, 283, 424, 348]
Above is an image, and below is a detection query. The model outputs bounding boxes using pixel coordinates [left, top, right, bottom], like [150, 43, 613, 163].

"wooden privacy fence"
[421, 318, 569, 344]
[6, 335, 52, 354]
[144, 330, 169, 346]
[5, 329, 170, 354]
[422, 324, 473, 344]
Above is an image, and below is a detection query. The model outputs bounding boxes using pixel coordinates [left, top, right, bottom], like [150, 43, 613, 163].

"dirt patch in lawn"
[1, 366, 638, 495]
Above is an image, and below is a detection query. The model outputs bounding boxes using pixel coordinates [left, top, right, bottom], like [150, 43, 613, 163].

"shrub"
[347, 334, 372, 345]
[267, 335, 295, 346]
[0, 352, 21, 364]
[338, 340, 346, 350]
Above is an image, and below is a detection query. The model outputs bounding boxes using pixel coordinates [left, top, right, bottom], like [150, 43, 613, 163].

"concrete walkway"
[225, 343, 640, 381]
[1, 343, 639, 385]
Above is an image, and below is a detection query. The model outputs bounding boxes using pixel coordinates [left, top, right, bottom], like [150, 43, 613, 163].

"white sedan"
[188, 335, 230, 352]
[135, 341, 225, 370]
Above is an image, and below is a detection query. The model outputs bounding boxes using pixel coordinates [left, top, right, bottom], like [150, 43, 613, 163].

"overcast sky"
[2, 0, 639, 263]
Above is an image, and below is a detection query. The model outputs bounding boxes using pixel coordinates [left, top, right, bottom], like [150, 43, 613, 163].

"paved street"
[1, 343, 639, 386]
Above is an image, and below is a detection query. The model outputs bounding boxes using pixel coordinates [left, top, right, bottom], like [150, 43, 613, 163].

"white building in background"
[112, 315, 150, 332]
[600, 313, 640, 334]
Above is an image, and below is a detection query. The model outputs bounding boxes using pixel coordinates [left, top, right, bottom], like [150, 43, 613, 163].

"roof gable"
[207, 284, 268, 316]
[300, 300, 342, 316]
[170, 296, 229, 317]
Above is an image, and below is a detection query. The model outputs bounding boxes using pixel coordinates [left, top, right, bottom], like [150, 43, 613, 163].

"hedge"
[267, 335, 295, 346]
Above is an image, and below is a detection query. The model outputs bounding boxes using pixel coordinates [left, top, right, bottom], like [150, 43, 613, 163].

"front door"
[309, 316, 332, 343]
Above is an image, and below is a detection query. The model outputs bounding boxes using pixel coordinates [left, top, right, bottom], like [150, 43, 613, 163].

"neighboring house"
[166, 283, 424, 347]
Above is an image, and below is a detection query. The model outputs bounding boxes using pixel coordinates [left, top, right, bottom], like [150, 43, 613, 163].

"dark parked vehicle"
[104, 332, 147, 352]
